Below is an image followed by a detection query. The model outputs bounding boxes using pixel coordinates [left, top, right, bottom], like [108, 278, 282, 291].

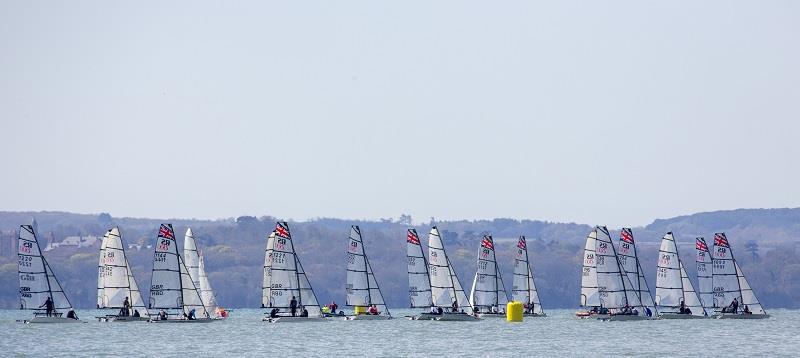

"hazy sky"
[1, 1, 798, 227]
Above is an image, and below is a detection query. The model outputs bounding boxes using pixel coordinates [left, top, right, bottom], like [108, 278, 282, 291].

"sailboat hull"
[97, 315, 149, 322]
[23, 317, 82, 324]
[263, 316, 327, 323]
[476, 313, 506, 319]
[346, 314, 393, 321]
[149, 318, 216, 323]
[523, 313, 547, 318]
[659, 313, 709, 319]
[600, 314, 650, 321]
[434, 313, 480, 321]
[716, 313, 770, 319]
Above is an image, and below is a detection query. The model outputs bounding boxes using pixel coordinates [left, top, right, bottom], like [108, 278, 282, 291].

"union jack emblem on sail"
[714, 233, 729, 248]
[275, 222, 290, 239]
[696, 238, 708, 252]
[517, 237, 527, 250]
[481, 236, 494, 250]
[407, 230, 420, 245]
[620, 228, 634, 244]
[158, 224, 174, 240]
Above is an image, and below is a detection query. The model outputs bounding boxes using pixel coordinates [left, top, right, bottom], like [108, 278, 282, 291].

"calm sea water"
[0, 308, 796, 357]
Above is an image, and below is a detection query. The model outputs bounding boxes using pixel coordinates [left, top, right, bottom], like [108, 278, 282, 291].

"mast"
[656, 232, 705, 316]
[428, 226, 473, 314]
[711, 233, 741, 309]
[595, 226, 642, 310]
[262, 222, 321, 317]
[470, 235, 501, 311]
[406, 229, 432, 308]
[512, 236, 544, 314]
[346, 225, 390, 315]
[618, 228, 657, 315]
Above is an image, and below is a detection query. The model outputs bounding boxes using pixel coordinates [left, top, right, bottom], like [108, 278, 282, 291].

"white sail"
[149, 224, 208, 318]
[580, 229, 600, 307]
[183, 228, 201, 290]
[428, 227, 473, 314]
[656, 232, 705, 316]
[711, 233, 740, 309]
[97, 231, 109, 308]
[406, 229, 432, 308]
[469, 235, 507, 311]
[198, 255, 219, 315]
[346, 225, 390, 315]
[512, 236, 544, 314]
[18, 224, 74, 312]
[262, 222, 322, 317]
[735, 262, 766, 314]
[100, 227, 149, 316]
[618, 228, 658, 315]
[595, 226, 642, 310]
[695, 237, 713, 309]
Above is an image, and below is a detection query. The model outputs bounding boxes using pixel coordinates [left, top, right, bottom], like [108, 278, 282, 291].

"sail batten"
[262, 222, 322, 317]
[618, 228, 658, 316]
[406, 229, 433, 308]
[595, 226, 643, 310]
[346, 226, 390, 315]
[18, 224, 74, 312]
[711, 233, 766, 315]
[469, 235, 508, 310]
[98, 227, 149, 316]
[655, 232, 705, 316]
[580, 230, 600, 307]
[149, 224, 209, 318]
[696, 237, 713, 310]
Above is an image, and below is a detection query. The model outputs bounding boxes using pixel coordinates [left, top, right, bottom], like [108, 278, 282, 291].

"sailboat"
[262, 222, 325, 323]
[183, 228, 224, 318]
[711, 233, 769, 319]
[428, 226, 478, 321]
[696, 237, 714, 312]
[345, 225, 392, 320]
[406, 228, 438, 321]
[512, 236, 546, 317]
[617, 228, 658, 317]
[594, 226, 649, 321]
[148, 224, 213, 323]
[575, 228, 604, 319]
[18, 223, 80, 323]
[655, 232, 708, 319]
[469, 235, 509, 318]
[97, 227, 150, 321]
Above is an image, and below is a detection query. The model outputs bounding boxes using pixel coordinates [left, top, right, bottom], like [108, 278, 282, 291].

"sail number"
[18, 255, 32, 267]
[659, 254, 671, 265]
[20, 242, 32, 253]
[347, 254, 356, 264]
[478, 261, 488, 270]
[158, 239, 171, 251]
[348, 240, 359, 253]
[154, 252, 167, 262]
[584, 253, 594, 265]
[619, 243, 631, 254]
[269, 252, 286, 264]
[275, 238, 286, 250]
[597, 242, 608, 254]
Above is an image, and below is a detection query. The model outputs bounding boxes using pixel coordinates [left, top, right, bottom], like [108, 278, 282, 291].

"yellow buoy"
[507, 301, 523, 322]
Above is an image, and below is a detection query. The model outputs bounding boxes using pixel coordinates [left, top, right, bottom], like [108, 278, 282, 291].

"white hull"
[600, 314, 649, 321]
[346, 314, 392, 320]
[434, 313, 480, 321]
[263, 316, 326, 323]
[97, 315, 149, 322]
[523, 313, 547, 318]
[716, 313, 770, 319]
[149, 318, 216, 323]
[575, 311, 608, 320]
[410, 313, 439, 321]
[659, 313, 709, 319]
[476, 313, 506, 319]
[23, 317, 82, 324]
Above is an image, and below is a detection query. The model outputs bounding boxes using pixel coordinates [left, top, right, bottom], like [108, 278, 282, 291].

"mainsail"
[512, 236, 544, 315]
[183, 228, 201, 290]
[711, 233, 766, 314]
[695, 237, 713, 309]
[595, 226, 643, 310]
[97, 230, 109, 308]
[655, 232, 705, 316]
[198, 255, 219, 315]
[469, 235, 508, 311]
[99, 227, 149, 316]
[580, 229, 600, 307]
[428, 227, 473, 314]
[262, 222, 322, 317]
[18, 224, 74, 312]
[346, 225, 390, 315]
[617, 228, 658, 315]
[149, 224, 209, 318]
[406, 229, 432, 308]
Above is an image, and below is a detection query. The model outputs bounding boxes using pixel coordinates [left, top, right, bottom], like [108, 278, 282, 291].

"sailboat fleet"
[577, 226, 768, 320]
[16, 219, 770, 323]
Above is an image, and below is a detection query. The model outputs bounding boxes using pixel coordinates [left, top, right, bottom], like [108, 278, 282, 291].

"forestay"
[595, 226, 642, 310]
[18, 224, 74, 312]
[262, 222, 322, 317]
[469, 236, 508, 311]
[512, 236, 544, 315]
[406, 229, 432, 308]
[618, 228, 658, 315]
[655, 232, 705, 316]
[99, 227, 149, 316]
[346, 225, 390, 315]
[428, 227, 473, 314]
[580, 229, 600, 307]
[695, 237, 713, 309]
